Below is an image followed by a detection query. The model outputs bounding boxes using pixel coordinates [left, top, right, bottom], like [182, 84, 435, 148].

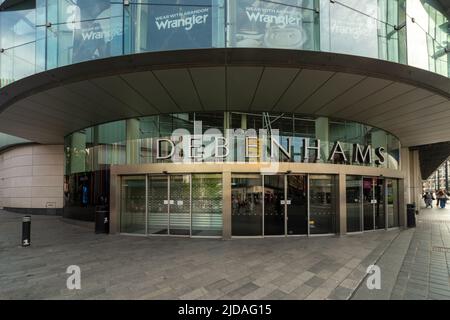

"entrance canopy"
[1, 48, 450, 147]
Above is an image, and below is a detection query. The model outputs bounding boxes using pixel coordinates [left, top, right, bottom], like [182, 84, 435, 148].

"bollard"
[22, 216, 31, 247]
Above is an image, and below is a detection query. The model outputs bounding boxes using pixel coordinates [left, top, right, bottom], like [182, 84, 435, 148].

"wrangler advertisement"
[148, 0, 213, 51]
[69, 0, 118, 63]
[230, 0, 313, 49]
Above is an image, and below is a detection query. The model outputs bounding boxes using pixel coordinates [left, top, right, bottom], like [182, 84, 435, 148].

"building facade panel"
[0, 144, 64, 214]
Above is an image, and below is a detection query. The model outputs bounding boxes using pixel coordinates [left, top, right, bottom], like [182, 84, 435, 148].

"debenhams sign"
[154, 122, 386, 165]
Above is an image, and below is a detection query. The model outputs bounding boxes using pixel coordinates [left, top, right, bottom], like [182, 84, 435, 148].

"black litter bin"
[95, 207, 109, 234]
[407, 203, 416, 228]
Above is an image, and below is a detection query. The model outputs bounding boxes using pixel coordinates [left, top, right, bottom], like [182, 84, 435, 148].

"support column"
[435, 168, 441, 190]
[222, 171, 232, 240]
[315, 117, 329, 161]
[338, 173, 347, 235]
[126, 118, 140, 165]
[409, 149, 422, 213]
[241, 113, 247, 130]
[109, 172, 120, 234]
[399, 147, 411, 228]
[446, 161, 449, 191]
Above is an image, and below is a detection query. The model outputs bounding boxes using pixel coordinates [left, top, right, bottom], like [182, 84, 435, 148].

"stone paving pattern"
[0, 210, 398, 300]
[389, 207, 450, 300]
[2, 205, 450, 300]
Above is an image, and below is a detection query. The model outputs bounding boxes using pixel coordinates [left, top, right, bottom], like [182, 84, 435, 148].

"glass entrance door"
[232, 174, 263, 236]
[147, 175, 191, 236]
[120, 176, 146, 234]
[287, 175, 308, 235]
[387, 179, 399, 228]
[363, 178, 375, 231]
[169, 175, 191, 236]
[264, 175, 285, 236]
[363, 177, 386, 231]
[148, 175, 169, 235]
[374, 179, 386, 230]
[309, 175, 337, 235]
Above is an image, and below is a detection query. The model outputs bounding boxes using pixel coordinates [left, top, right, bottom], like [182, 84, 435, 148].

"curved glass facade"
[1, 0, 450, 88]
[63, 112, 400, 222]
[64, 112, 401, 175]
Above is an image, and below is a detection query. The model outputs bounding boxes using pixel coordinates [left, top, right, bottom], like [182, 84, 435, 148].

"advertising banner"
[148, 0, 213, 51]
[329, 0, 379, 58]
[230, 0, 311, 49]
[69, 0, 119, 63]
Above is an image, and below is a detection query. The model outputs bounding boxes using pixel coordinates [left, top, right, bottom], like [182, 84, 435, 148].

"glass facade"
[231, 174, 263, 236]
[65, 112, 401, 175]
[346, 176, 363, 233]
[1, 0, 450, 88]
[64, 112, 400, 222]
[121, 173, 223, 237]
[346, 176, 399, 232]
[309, 175, 337, 234]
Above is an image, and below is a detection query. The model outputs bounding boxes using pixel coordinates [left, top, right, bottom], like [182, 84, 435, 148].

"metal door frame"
[262, 174, 286, 238]
[286, 174, 309, 237]
[363, 176, 387, 231]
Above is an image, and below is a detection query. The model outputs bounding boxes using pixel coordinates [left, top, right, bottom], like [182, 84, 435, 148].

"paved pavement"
[2, 206, 449, 300]
[352, 203, 450, 300]
[389, 205, 450, 300]
[0, 210, 402, 300]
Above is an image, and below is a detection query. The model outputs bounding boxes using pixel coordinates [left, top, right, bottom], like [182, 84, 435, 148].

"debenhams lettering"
[155, 127, 386, 165]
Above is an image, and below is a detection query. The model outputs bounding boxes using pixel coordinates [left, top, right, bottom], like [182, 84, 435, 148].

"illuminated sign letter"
[189, 137, 203, 159]
[271, 137, 292, 160]
[352, 144, 372, 164]
[328, 141, 347, 162]
[374, 147, 386, 165]
[302, 139, 321, 162]
[156, 139, 175, 160]
[215, 137, 229, 158]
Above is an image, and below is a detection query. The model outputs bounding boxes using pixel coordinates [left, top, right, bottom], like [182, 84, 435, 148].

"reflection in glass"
[287, 175, 308, 235]
[228, 0, 319, 50]
[363, 177, 385, 230]
[64, 112, 402, 176]
[346, 176, 362, 232]
[374, 179, 386, 229]
[148, 175, 168, 234]
[45, 0, 123, 69]
[264, 175, 285, 236]
[192, 174, 223, 236]
[387, 179, 399, 228]
[232, 175, 263, 236]
[363, 178, 375, 230]
[120, 176, 146, 234]
[309, 175, 337, 234]
[125, 0, 223, 54]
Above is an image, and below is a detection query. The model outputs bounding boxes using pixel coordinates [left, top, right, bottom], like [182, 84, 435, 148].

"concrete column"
[338, 173, 347, 235]
[445, 161, 448, 191]
[409, 149, 422, 213]
[399, 147, 411, 228]
[109, 172, 120, 234]
[126, 118, 140, 165]
[70, 132, 86, 174]
[222, 171, 232, 240]
[315, 117, 329, 161]
[241, 114, 247, 130]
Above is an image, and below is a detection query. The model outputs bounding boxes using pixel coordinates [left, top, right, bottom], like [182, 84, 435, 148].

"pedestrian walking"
[436, 190, 442, 208]
[440, 190, 448, 209]
[423, 191, 434, 208]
